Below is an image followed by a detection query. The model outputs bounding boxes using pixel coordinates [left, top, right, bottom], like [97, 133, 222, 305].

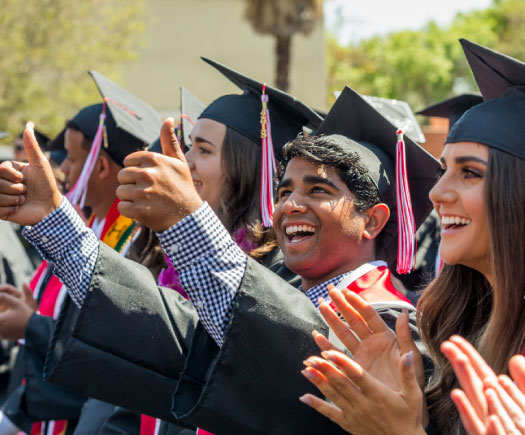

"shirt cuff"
[23, 197, 87, 259]
[157, 202, 241, 270]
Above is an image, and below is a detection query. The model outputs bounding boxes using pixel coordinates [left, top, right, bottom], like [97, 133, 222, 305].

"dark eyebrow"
[303, 175, 339, 190]
[440, 155, 488, 165]
[277, 178, 292, 191]
[191, 136, 218, 148]
[455, 156, 488, 165]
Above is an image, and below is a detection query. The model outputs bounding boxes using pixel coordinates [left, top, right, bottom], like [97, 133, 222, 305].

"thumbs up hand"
[116, 118, 203, 232]
[0, 123, 63, 225]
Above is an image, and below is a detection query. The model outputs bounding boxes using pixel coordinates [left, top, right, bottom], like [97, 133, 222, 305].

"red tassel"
[395, 129, 416, 274]
[260, 84, 277, 227]
[66, 100, 107, 206]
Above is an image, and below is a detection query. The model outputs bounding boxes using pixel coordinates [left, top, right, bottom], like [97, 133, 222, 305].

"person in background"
[0, 70, 161, 435]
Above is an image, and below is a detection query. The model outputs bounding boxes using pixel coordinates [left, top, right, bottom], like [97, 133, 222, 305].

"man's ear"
[95, 153, 114, 180]
[363, 203, 390, 240]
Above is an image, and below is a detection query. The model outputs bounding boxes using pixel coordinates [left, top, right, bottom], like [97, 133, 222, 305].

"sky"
[324, 0, 493, 44]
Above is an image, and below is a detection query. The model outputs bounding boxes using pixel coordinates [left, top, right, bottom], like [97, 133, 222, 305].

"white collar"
[334, 260, 387, 291]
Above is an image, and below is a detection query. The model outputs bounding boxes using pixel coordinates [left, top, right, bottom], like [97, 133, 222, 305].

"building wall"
[121, 0, 326, 118]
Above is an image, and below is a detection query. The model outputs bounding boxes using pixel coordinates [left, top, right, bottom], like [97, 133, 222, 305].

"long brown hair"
[417, 147, 525, 433]
[216, 126, 278, 257]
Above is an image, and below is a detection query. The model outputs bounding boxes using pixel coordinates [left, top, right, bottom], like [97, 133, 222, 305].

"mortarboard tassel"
[260, 84, 277, 227]
[395, 129, 417, 274]
[66, 100, 107, 207]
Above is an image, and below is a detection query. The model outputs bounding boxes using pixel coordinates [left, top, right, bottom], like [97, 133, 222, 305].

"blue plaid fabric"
[23, 200, 352, 347]
[23, 198, 99, 308]
[304, 273, 349, 309]
[157, 202, 247, 346]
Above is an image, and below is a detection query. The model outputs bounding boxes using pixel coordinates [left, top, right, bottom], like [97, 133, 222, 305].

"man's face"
[273, 157, 368, 288]
[60, 129, 89, 194]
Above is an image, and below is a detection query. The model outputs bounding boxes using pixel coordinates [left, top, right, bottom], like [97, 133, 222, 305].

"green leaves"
[327, 0, 521, 114]
[0, 0, 145, 139]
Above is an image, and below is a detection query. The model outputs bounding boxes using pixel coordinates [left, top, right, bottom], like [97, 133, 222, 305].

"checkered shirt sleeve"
[157, 202, 247, 347]
[23, 198, 99, 308]
[304, 273, 349, 308]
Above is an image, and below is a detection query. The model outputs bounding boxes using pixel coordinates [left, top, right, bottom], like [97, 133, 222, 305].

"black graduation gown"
[44, 242, 428, 434]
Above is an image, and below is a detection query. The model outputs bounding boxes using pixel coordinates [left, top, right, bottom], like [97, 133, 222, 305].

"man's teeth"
[193, 180, 202, 186]
[285, 225, 316, 235]
[441, 216, 471, 225]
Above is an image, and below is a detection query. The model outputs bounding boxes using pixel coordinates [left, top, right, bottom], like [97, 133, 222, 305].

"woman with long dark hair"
[298, 39, 525, 434]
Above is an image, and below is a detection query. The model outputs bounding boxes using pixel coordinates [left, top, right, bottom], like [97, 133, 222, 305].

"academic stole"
[329, 261, 413, 310]
[29, 200, 136, 435]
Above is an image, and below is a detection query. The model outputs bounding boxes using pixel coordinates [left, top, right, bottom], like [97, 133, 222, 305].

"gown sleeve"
[44, 243, 207, 424]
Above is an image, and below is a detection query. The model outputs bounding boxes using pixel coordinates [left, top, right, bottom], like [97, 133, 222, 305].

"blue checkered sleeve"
[22, 198, 99, 308]
[157, 202, 247, 347]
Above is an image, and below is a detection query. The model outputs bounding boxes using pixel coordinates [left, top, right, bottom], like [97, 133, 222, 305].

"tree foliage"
[327, 0, 523, 112]
[0, 0, 145, 140]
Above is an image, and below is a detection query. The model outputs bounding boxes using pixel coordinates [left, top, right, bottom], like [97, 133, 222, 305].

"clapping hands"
[299, 285, 427, 435]
[442, 336, 525, 434]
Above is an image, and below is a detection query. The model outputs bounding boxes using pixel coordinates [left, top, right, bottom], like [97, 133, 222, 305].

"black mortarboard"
[362, 95, 426, 144]
[417, 94, 483, 130]
[17, 129, 49, 148]
[460, 38, 525, 101]
[315, 86, 439, 269]
[48, 71, 161, 166]
[334, 91, 425, 144]
[198, 57, 323, 161]
[447, 40, 525, 160]
[58, 72, 161, 206]
[199, 57, 323, 227]
[180, 87, 205, 148]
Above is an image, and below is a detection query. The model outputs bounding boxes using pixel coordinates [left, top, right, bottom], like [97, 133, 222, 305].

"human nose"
[429, 172, 456, 208]
[184, 148, 196, 170]
[280, 191, 307, 215]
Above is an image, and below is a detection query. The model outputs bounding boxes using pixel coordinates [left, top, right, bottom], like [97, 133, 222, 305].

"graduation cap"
[16, 128, 49, 149]
[199, 57, 323, 227]
[460, 38, 525, 101]
[315, 86, 440, 272]
[59, 71, 162, 205]
[417, 94, 483, 130]
[199, 57, 323, 160]
[334, 91, 425, 144]
[180, 87, 205, 148]
[447, 40, 525, 160]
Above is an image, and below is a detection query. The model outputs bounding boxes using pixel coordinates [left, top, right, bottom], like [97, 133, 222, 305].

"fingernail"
[299, 394, 313, 405]
[403, 350, 414, 368]
[320, 350, 334, 361]
[303, 359, 318, 369]
[318, 296, 325, 305]
[301, 369, 316, 380]
[26, 121, 34, 131]
[402, 308, 408, 316]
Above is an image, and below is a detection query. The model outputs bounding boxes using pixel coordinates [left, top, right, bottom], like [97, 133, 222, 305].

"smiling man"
[0, 86, 438, 434]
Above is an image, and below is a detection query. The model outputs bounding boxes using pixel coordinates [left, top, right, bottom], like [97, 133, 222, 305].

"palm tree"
[244, 0, 323, 92]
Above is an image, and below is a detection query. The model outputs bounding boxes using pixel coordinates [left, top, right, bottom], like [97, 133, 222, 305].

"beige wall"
[121, 0, 326, 118]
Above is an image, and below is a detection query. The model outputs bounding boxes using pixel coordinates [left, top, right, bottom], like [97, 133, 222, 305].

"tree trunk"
[275, 33, 292, 92]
